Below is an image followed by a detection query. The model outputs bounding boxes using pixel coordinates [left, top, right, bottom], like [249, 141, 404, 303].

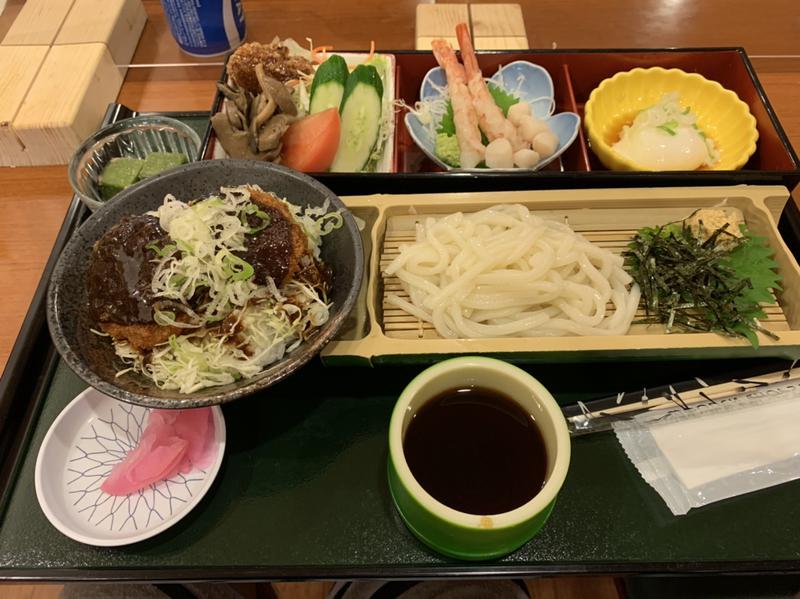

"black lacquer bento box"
[201, 47, 800, 196]
[3, 49, 800, 579]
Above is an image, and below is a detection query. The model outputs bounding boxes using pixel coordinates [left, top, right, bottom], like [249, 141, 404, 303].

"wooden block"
[415, 3, 469, 49]
[12, 43, 122, 165]
[1, 0, 76, 45]
[474, 36, 529, 50]
[470, 4, 528, 41]
[56, 0, 147, 70]
[0, 45, 50, 167]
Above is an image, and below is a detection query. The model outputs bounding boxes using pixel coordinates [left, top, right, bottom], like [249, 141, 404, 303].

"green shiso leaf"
[623, 221, 782, 348]
[437, 101, 456, 136]
[436, 82, 519, 136]
[487, 82, 519, 117]
[722, 226, 783, 314]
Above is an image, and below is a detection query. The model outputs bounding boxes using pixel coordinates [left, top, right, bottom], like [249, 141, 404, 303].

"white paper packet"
[613, 381, 800, 515]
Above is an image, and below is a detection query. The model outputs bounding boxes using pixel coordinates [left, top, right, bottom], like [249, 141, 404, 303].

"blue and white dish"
[405, 61, 581, 172]
[35, 388, 226, 546]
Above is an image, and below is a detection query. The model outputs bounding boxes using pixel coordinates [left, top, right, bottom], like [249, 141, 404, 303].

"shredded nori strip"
[623, 222, 779, 346]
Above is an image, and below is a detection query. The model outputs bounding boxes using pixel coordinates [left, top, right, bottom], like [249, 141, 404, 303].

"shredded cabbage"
[113, 185, 341, 393]
[363, 53, 395, 172]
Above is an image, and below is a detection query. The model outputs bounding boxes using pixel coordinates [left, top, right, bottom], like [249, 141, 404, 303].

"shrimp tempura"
[456, 23, 523, 150]
[431, 39, 485, 168]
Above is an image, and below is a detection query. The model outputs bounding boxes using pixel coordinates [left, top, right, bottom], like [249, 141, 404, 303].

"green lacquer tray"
[2, 106, 800, 581]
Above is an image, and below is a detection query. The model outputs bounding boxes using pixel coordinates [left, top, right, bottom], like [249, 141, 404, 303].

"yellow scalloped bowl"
[584, 67, 758, 171]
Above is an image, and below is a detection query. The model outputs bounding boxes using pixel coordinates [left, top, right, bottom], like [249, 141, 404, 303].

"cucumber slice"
[330, 65, 383, 172]
[309, 55, 348, 114]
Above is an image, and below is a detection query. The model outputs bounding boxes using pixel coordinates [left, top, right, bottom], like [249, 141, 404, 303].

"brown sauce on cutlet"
[238, 191, 306, 286]
[240, 205, 295, 285]
[87, 215, 170, 325]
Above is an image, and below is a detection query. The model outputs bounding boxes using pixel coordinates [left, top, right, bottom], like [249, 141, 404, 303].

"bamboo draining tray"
[321, 185, 800, 365]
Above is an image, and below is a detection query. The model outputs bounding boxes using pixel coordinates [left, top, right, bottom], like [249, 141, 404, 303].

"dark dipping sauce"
[403, 386, 548, 515]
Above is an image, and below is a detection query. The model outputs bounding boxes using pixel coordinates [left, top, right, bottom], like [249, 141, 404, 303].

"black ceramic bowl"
[47, 160, 364, 408]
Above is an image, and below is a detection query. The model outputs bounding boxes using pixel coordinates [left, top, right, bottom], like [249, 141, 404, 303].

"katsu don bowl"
[47, 160, 364, 408]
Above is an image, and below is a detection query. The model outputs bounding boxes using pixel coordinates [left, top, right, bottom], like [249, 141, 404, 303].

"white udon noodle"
[384, 204, 641, 338]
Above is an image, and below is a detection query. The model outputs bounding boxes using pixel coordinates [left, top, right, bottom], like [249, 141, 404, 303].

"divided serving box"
[322, 185, 800, 365]
[202, 48, 800, 195]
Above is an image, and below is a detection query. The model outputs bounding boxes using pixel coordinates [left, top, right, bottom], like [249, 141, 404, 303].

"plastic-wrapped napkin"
[613, 381, 800, 515]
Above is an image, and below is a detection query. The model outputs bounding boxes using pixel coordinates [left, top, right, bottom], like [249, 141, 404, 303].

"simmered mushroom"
[256, 65, 297, 116]
[211, 66, 298, 162]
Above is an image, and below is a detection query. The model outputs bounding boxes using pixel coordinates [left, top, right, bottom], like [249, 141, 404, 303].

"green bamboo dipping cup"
[388, 357, 571, 561]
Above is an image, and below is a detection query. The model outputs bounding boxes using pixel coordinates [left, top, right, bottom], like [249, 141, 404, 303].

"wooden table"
[0, 0, 799, 371]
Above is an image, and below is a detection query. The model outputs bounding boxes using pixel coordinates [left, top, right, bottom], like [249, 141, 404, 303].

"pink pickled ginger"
[101, 408, 216, 496]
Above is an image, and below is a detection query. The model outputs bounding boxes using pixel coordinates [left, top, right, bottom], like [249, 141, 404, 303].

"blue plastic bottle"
[160, 0, 246, 57]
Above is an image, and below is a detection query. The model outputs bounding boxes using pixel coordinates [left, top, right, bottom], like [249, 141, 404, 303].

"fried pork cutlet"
[100, 322, 179, 352]
[239, 188, 309, 286]
[87, 191, 316, 352]
[87, 215, 179, 350]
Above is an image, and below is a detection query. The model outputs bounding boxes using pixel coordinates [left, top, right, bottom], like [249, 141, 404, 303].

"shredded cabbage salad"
[362, 53, 395, 172]
[284, 43, 394, 172]
[111, 185, 341, 393]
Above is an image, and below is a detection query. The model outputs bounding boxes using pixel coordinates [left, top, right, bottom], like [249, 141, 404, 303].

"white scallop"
[485, 138, 514, 168]
[514, 148, 541, 169]
[517, 116, 550, 143]
[508, 102, 532, 127]
[532, 131, 559, 159]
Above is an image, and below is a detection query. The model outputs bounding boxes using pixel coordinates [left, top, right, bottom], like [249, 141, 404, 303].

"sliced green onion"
[224, 253, 255, 281]
[240, 205, 272, 234]
[657, 120, 679, 136]
[169, 274, 187, 287]
[154, 309, 177, 326]
[146, 242, 177, 257]
[176, 240, 194, 253]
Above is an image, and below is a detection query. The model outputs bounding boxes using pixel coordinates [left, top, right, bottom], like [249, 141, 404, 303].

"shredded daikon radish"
[384, 204, 640, 338]
[407, 78, 451, 139]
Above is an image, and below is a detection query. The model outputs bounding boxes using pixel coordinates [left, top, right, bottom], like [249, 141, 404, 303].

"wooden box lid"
[1, 0, 76, 46]
[12, 43, 122, 166]
[55, 0, 147, 68]
[0, 45, 50, 166]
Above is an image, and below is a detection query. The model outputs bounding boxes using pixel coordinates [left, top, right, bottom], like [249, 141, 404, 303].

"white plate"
[35, 388, 226, 546]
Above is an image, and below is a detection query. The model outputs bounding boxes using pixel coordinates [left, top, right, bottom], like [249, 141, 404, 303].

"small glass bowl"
[68, 116, 202, 211]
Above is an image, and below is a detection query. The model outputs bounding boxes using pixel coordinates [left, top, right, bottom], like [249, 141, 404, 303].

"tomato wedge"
[280, 108, 341, 172]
